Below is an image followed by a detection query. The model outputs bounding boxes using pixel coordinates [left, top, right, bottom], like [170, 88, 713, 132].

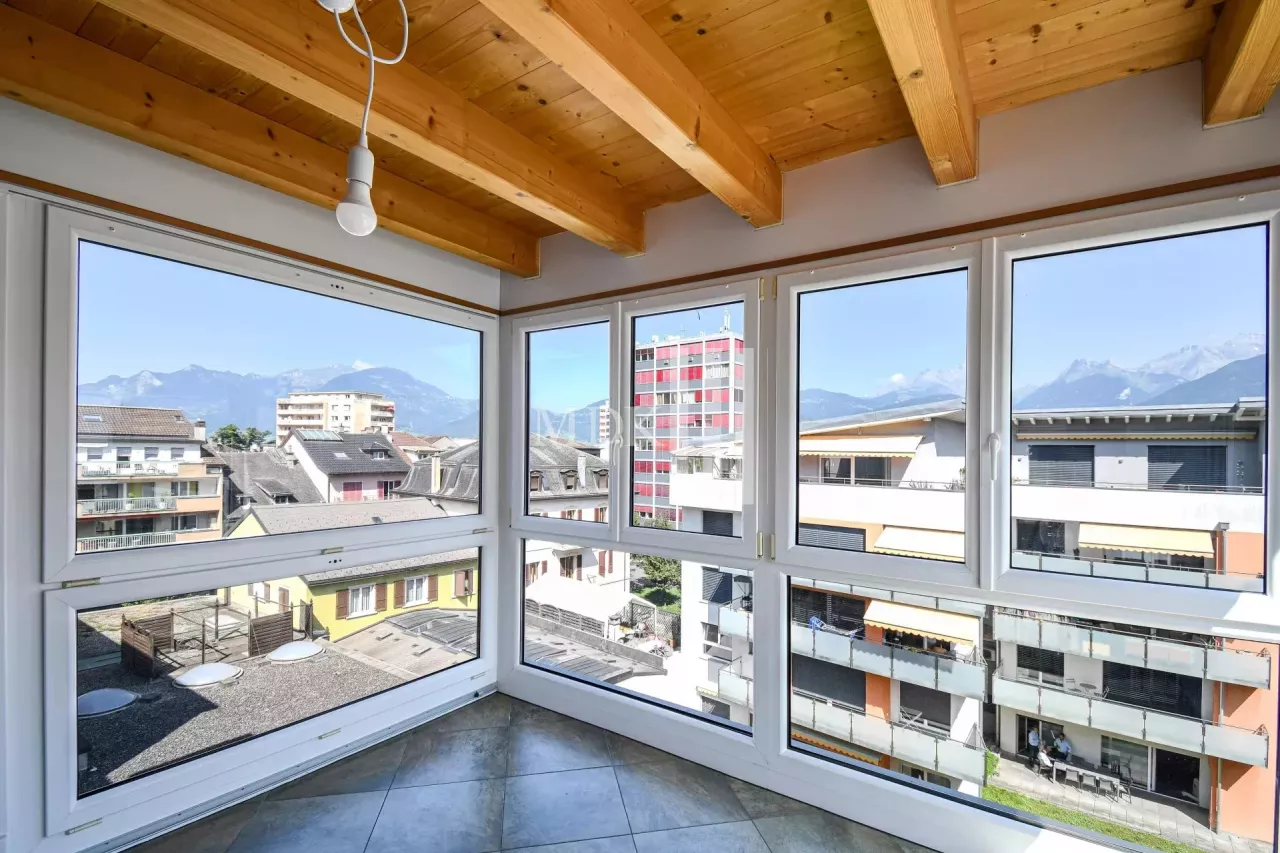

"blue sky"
[77, 242, 482, 397]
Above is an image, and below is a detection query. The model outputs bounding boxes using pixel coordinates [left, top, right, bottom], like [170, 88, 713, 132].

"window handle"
[987, 433, 1001, 481]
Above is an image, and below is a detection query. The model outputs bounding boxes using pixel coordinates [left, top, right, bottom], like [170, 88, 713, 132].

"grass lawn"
[637, 585, 681, 614]
[981, 786, 1207, 853]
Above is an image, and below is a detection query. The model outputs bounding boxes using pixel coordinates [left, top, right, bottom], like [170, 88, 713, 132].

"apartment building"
[797, 397, 1266, 591]
[633, 323, 746, 526]
[75, 406, 223, 553]
[275, 391, 395, 442]
[280, 430, 409, 502]
[217, 447, 324, 532]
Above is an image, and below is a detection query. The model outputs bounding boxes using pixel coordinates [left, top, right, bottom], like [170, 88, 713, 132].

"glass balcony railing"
[790, 621, 986, 700]
[993, 610, 1272, 689]
[717, 659, 752, 708]
[718, 606, 752, 641]
[992, 675, 1269, 767]
[1012, 550, 1263, 592]
[790, 691, 985, 784]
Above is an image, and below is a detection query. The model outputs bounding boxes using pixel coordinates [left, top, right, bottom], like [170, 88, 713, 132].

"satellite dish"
[175, 662, 243, 688]
[77, 688, 138, 718]
[268, 641, 324, 663]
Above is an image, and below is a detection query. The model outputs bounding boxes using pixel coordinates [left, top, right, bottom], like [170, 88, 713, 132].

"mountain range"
[78, 364, 480, 438]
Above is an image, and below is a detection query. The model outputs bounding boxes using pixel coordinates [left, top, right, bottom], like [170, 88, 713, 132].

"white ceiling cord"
[317, 0, 410, 237]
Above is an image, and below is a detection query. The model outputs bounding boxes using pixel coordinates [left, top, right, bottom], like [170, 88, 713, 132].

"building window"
[1014, 520, 1065, 555]
[453, 569, 474, 597]
[170, 447, 186, 460]
[86, 447, 103, 461]
[405, 576, 426, 605]
[348, 584, 375, 617]
[144, 447, 159, 460]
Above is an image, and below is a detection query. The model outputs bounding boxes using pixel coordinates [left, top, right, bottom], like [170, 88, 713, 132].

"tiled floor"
[130, 692, 933, 853]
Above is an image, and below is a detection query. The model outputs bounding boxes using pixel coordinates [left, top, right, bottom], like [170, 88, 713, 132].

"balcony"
[993, 610, 1272, 689]
[80, 460, 182, 478]
[790, 621, 986, 700]
[716, 605, 753, 641]
[75, 531, 178, 552]
[790, 691, 985, 784]
[992, 675, 1269, 767]
[698, 658, 753, 709]
[670, 471, 742, 514]
[1011, 550, 1263, 593]
[76, 496, 178, 517]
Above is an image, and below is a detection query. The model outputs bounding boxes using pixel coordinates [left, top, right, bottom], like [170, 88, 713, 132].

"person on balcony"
[1053, 732, 1073, 762]
[1025, 727, 1040, 767]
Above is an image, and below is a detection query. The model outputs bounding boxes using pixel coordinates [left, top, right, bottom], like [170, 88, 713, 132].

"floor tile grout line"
[357, 789, 391, 853]
[751, 817, 778, 853]
[218, 795, 269, 853]
[612, 765, 637, 838]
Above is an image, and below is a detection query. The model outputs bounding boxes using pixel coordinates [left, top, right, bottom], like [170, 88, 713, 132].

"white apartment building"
[275, 391, 395, 442]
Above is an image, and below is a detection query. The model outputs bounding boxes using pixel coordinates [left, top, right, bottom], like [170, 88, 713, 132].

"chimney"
[193, 419, 206, 441]
[577, 454, 587, 487]
[430, 455, 442, 493]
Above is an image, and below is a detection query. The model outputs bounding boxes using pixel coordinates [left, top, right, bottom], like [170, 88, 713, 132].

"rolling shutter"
[793, 654, 866, 708]
[1017, 645, 1064, 677]
[1148, 445, 1226, 489]
[375, 583, 387, 612]
[335, 589, 349, 620]
[702, 510, 734, 537]
[394, 579, 406, 609]
[702, 568, 732, 604]
[798, 523, 866, 551]
[1028, 445, 1094, 486]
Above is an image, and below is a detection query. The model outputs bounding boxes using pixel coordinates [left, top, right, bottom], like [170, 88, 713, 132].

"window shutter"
[263, 582, 271, 600]
[598, 551, 606, 576]
[1028, 445, 1095, 485]
[1148, 445, 1226, 489]
[428, 574, 438, 601]
[336, 589, 349, 620]
[454, 570, 465, 597]
[394, 579, 405, 608]
[278, 588, 289, 608]
[375, 583, 387, 612]
[797, 523, 866, 551]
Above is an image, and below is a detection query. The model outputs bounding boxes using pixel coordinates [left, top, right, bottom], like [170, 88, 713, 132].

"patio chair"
[1062, 766, 1080, 788]
[1080, 774, 1100, 796]
[1100, 777, 1119, 800]
[1036, 752, 1055, 779]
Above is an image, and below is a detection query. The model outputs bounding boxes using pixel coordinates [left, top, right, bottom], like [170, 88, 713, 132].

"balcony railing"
[711, 658, 752, 708]
[798, 476, 965, 491]
[790, 690, 985, 784]
[717, 603, 753, 641]
[791, 621, 986, 700]
[1012, 550, 1263, 592]
[79, 460, 181, 478]
[76, 496, 178, 516]
[75, 531, 179, 552]
[993, 610, 1272, 689]
[1013, 477, 1263, 495]
[992, 674, 1269, 767]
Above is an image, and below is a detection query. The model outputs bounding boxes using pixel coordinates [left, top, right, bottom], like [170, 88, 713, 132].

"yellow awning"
[864, 600, 980, 647]
[798, 435, 922, 457]
[1077, 523, 1215, 557]
[871, 526, 965, 563]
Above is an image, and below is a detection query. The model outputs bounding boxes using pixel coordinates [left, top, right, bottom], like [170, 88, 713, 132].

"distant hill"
[529, 398, 608, 443]
[1144, 354, 1265, 406]
[1015, 360, 1183, 409]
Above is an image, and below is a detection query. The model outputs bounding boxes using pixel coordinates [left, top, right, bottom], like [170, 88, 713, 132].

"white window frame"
[404, 574, 427, 606]
[42, 206, 499, 584]
[506, 306, 620, 542]
[989, 191, 1280, 633]
[348, 583, 376, 617]
[775, 245, 982, 590]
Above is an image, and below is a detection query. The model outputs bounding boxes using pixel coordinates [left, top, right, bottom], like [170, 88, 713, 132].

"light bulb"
[316, 0, 355, 12]
[336, 143, 377, 237]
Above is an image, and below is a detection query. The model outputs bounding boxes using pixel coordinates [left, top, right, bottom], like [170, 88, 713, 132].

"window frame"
[43, 207, 498, 584]
[988, 192, 1280, 632]
[347, 582, 376, 617]
[775, 244, 983, 589]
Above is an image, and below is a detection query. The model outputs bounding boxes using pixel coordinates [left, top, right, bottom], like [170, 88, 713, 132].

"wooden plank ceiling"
[2, 0, 1277, 278]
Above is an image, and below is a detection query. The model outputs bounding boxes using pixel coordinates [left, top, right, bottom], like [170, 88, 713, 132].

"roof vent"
[77, 688, 138, 718]
[268, 641, 324, 663]
[175, 662, 243, 688]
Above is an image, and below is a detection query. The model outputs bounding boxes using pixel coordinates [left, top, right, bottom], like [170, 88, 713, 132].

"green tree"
[242, 427, 272, 447]
[630, 515, 681, 587]
[212, 424, 273, 449]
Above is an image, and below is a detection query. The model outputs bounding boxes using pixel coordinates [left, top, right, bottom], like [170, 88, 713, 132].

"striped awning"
[798, 435, 922, 457]
[1077, 523, 1215, 557]
[871, 526, 965, 563]
[864, 600, 980, 647]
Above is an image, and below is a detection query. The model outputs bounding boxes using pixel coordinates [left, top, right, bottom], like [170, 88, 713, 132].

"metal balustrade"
[1011, 550, 1264, 592]
[75, 531, 180, 552]
[76, 496, 180, 516]
[80, 460, 182, 477]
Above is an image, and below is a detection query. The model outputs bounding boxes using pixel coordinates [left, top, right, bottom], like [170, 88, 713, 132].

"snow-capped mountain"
[1135, 333, 1264, 382]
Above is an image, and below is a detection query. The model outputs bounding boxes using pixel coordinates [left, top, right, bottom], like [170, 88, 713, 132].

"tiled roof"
[217, 448, 324, 506]
[77, 405, 195, 438]
[394, 435, 607, 504]
[290, 432, 410, 476]
[234, 497, 447, 535]
[302, 549, 478, 585]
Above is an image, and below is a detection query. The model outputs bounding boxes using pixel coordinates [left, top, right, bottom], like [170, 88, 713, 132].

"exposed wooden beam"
[0, 3, 540, 276]
[1204, 0, 1280, 126]
[476, 0, 782, 227]
[866, 0, 977, 185]
[97, 0, 645, 255]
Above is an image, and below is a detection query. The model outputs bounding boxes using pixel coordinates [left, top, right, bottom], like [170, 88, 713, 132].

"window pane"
[75, 243, 481, 555]
[630, 303, 746, 536]
[796, 271, 967, 561]
[526, 323, 610, 522]
[75, 548, 480, 797]
[1010, 226, 1268, 591]
[522, 539, 752, 730]
[787, 577, 1279, 853]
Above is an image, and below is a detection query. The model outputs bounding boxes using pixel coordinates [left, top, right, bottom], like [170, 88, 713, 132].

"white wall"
[501, 63, 1280, 311]
[0, 99, 501, 310]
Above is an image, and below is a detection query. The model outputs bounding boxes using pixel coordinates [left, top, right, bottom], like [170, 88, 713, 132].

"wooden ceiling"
[2, 0, 1278, 278]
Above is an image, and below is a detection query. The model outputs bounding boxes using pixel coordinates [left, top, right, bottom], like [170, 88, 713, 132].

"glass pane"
[630, 302, 745, 536]
[788, 576, 1279, 853]
[522, 538, 752, 731]
[1010, 226, 1268, 591]
[796, 271, 967, 562]
[76, 548, 480, 797]
[75, 243, 481, 555]
[525, 323, 610, 522]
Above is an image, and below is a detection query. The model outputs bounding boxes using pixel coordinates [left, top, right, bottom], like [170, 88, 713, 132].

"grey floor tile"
[605, 733, 670, 766]
[132, 797, 264, 853]
[502, 767, 632, 849]
[754, 811, 936, 853]
[510, 697, 573, 727]
[727, 778, 817, 819]
[226, 792, 385, 853]
[613, 757, 748, 833]
[426, 694, 512, 733]
[508, 718, 613, 776]
[633, 821, 770, 853]
[365, 779, 503, 853]
[503, 838, 638, 853]
[393, 726, 510, 788]
[269, 736, 408, 801]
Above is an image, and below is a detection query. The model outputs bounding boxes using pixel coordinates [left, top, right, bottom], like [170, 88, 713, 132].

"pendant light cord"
[333, 0, 409, 147]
